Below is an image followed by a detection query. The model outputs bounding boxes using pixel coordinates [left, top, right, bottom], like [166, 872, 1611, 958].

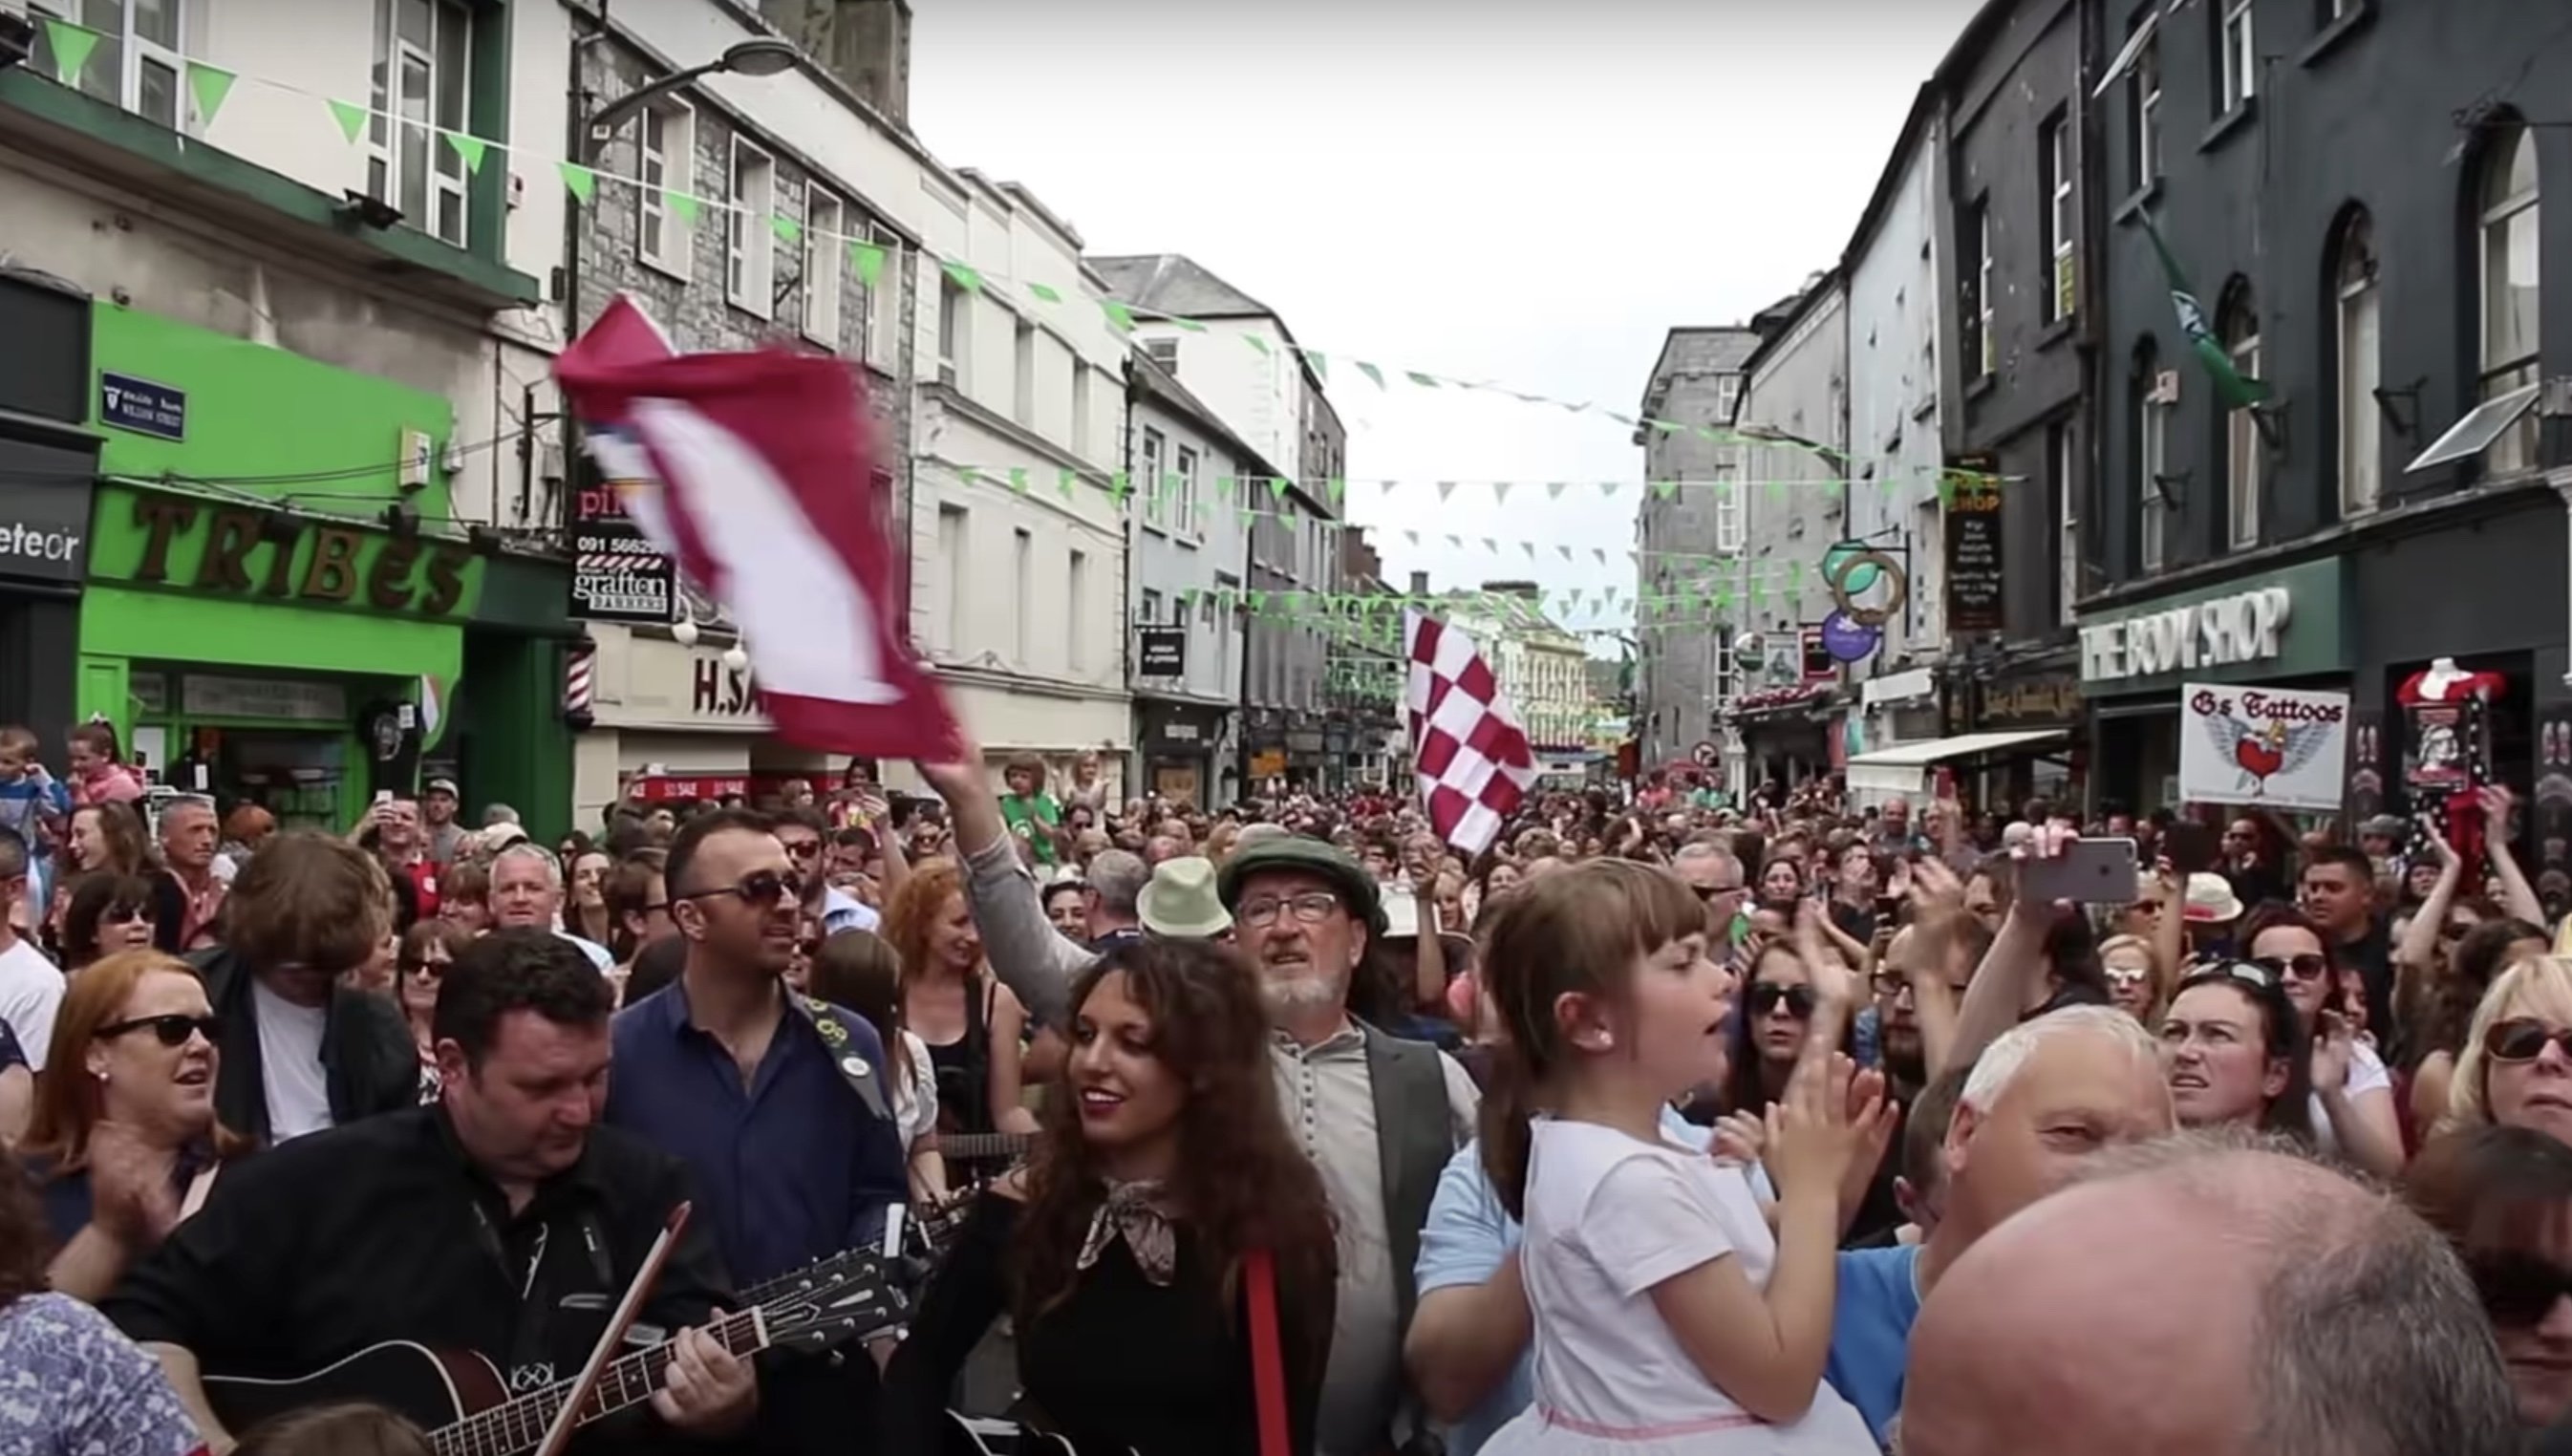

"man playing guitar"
[104, 930, 757, 1453]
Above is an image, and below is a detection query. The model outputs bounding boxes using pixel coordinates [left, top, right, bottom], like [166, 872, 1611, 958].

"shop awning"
[1845, 729, 2068, 797]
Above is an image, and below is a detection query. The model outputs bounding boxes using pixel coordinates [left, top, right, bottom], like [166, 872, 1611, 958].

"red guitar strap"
[1245, 1248, 1290, 1456]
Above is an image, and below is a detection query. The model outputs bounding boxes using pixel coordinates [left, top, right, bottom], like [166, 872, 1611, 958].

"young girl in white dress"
[1474, 860, 1885, 1456]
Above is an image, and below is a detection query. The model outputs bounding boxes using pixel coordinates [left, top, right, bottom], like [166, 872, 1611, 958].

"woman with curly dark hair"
[0, 1160, 204, 1453]
[882, 937, 1339, 1454]
[59, 871, 161, 971]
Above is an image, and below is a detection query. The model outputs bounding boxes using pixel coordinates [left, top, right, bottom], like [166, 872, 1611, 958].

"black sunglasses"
[1748, 982, 1817, 1018]
[2483, 1017, 2572, 1064]
[98, 1014, 221, 1048]
[678, 869, 804, 910]
[100, 903, 152, 925]
[2470, 1251, 2572, 1326]
[1690, 883, 1746, 902]
[2248, 953, 2330, 982]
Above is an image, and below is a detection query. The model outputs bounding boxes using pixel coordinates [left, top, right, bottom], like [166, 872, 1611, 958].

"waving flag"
[557, 295, 961, 760]
[2141, 210, 2269, 413]
[1404, 610, 1537, 856]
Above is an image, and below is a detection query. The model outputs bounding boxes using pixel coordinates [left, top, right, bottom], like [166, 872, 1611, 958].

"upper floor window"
[724, 138, 775, 317]
[635, 100, 694, 279]
[2216, 0, 2256, 115]
[2479, 124, 2542, 475]
[1175, 445, 1201, 536]
[2128, 11, 2162, 190]
[802, 190, 844, 348]
[936, 277, 966, 387]
[1141, 427, 1167, 527]
[2332, 210, 2382, 515]
[2135, 342, 2173, 573]
[1144, 337, 1180, 373]
[2040, 111, 2075, 323]
[367, 0, 473, 246]
[1964, 198, 1995, 379]
[32, 0, 182, 128]
[1714, 375, 1741, 422]
[2219, 281, 2263, 548]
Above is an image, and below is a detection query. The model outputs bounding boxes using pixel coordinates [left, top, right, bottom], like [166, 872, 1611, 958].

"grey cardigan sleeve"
[955, 835, 1097, 1029]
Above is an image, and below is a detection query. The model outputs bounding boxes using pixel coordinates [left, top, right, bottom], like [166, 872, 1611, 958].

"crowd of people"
[0, 711, 2566, 1454]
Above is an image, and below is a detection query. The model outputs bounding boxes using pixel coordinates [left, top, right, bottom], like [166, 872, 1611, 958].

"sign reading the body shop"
[2179, 681, 2350, 813]
[2077, 560, 2347, 695]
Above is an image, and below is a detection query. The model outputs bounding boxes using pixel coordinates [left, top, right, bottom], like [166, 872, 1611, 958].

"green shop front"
[74, 305, 566, 833]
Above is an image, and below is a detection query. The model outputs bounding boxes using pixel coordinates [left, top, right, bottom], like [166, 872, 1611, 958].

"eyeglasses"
[2469, 1251, 2572, 1326]
[2104, 966, 2152, 989]
[101, 904, 150, 925]
[678, 869, 804, 910]
[2179, 960, 2275, 994]
[1747, 982, 1817, 1018]
[1236, 892, 1342, 930]
[398, 958, 445, 979]
[2248, 953, 2330, 982]
[1690, 883, 1746, 902]
[98, 1014, 221, 1048]
[2482, 1017, 2572, 1063]
[781, 839, 823, 861]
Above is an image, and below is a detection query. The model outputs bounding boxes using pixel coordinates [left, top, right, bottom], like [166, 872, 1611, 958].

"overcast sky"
[910, 0, 1984, 654]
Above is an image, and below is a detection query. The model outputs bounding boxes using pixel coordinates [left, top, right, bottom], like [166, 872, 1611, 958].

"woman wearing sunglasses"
[2404, 918, 2552, 1144]
[57, 872, 159, 972]
[18, 949, 246, 1302]
[2446, 956, 2572, 1148]
[2405, 1123, 2572, 1429]
[2235, 904, 2408, 1178]
[396, 919, 472, 1103]
[2156, 959, 2315, 1143]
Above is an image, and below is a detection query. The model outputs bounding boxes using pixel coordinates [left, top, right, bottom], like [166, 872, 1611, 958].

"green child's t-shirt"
[999, 792, 1063, 865]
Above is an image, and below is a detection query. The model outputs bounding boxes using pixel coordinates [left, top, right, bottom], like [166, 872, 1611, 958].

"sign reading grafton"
[2081, 585, 2292, 685]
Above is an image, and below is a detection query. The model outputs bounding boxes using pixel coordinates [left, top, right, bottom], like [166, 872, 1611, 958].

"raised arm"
[2481, 786, 2546, 927]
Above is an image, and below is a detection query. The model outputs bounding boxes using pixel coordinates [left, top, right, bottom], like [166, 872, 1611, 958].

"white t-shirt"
[2311, 1038, 2393, 1159]
[249, 976, 334, 1142]
[1502, 1119, 1875, 1450]
[0, 938, 63, 1073]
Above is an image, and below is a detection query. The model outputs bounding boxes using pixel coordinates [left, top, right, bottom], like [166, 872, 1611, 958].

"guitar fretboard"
[429, 1309, 765, 1456]
[938, 1131, 1032, 1163]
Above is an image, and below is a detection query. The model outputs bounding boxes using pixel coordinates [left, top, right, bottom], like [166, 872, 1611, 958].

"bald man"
[1898, 1130, 2520, 1456]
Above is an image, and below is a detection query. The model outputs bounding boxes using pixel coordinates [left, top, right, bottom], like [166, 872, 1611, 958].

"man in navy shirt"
[606, 806, 907, 1454]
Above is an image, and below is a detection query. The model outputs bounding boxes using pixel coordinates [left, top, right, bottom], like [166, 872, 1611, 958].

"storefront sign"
[2077, 560, 2348, 695]
[1943, 472, 2004, 634]
[629, 774, 755, 803]
[1137, 628, 1186, 676]
[2178, 681, 2350, 813]
[99, 372, 186, 442]
[690, 657, 759, 717]
[125, 497, 471, 615]
[0, 477, 92, 586]
[1976, 672, 2084, 729]
[181, 674, 348, 722]
[568, 483, 675, 624]
[1162, 721, 1200, 743]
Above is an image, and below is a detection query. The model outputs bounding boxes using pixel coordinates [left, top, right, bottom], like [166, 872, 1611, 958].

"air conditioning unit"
[397, 429, 434, 492]
[2149, 370, 2181, 405]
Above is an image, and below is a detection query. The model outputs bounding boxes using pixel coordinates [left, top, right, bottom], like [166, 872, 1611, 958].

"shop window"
[2477, 123, 2541, 476]
[2331, 207, 2382, 515]
[366, 0, 474, 246]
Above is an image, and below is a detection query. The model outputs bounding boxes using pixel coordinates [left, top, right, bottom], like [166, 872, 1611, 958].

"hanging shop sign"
[568, 482, 676, 624]
[181, 674, 349, 722]
[1943, 467, 2004, 634]
[2179, 681, 2350, 813]
[1823, 542, 1908, 629]
[1137, 628, 1187, 676]
[122, 496, 471, 615]
[2077, 559, 2348, 695]
[1819, 610, 1881, 664]
[1974, 671, 2084, 730]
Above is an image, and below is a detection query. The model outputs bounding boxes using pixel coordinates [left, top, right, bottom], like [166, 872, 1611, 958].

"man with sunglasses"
[771, 806, 879, 936]
[1671, 841, 1747, 949]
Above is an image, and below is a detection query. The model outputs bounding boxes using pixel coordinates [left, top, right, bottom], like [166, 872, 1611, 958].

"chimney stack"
[758, 0, 911, 124]
[1408, 569, 1429, 597]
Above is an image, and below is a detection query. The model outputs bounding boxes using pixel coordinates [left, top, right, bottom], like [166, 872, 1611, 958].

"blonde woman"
[2098, 934, 2163, 1024]
[2444, 955, 2572, 1148]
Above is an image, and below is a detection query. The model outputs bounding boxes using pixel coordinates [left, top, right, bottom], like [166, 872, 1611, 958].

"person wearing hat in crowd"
[419, 777, 466, 867]
[2359, 813, 2411, 885]
[1136, 856, 1233, 940]
[2183, 870, 2247, 960]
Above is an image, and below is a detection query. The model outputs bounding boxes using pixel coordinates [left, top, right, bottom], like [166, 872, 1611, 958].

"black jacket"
[186, 947, 418, 1146]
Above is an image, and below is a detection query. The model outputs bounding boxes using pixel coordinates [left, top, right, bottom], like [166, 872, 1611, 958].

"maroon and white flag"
[1403, 610, 1538, 855]
[556, 295, 961, 761]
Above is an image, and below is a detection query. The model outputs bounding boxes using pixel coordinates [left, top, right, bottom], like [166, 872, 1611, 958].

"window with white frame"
[1067, 550, 1088, 673]
[725, 139, 775, 316]
[2042, 112, 2075, 322]
[1714, 374, 1741, 423]
[2054, 422, 2080, 625]
[1965, 199, 1996, 378]
[936, 277, 966, 388]
[32, 0, 182, 128]
[2131, 13, 2161, 189]
[635, 100, 694, 278]
[2217, 0, 2256, 115]
[1176, 445, 1201, 536]
[2335, 212, 2382, 515]
[1141, 589, 1164, 628]
[1141, 428, 1167, 527]
[1071, 366, 1094, 459]
[1011, 528, 1033, 664]
[934, 505, 968, 653]
[1012, 318, 1036, 428]
[2137, 344, 2172, 572]
[366, 0, 473, 246]
[1144, 337, 1180, 374]
[1714, 476, 1744, 552]
[803, 190, 843, 346]
[2222, 285, 2263, 547]
[2480, 125, 2542, 475]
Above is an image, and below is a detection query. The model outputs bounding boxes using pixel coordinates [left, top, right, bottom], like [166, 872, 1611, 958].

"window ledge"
[2199, 98, 2259, 155]
[2299, 1, 2376, 68]
[2113, 179, 2164, 226]
[1966, 373, 1999, 402]
[638, 251, 692, 287]
[2035, 316, 2078, 353]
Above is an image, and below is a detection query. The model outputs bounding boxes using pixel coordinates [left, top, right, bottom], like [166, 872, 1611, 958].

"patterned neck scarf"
[1077, 1179, 1177, 1286]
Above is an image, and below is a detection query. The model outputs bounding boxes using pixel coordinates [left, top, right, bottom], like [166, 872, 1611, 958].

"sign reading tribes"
[127, 497, 469, 615]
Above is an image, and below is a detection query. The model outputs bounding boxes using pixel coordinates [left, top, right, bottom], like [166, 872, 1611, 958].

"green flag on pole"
[2141, 211, 2269, 411]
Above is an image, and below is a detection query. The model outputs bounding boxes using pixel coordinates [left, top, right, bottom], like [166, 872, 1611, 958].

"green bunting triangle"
[1243, 335, 1270, 355]
[770, 214, 802, 245]
[558, 161, 597, 203]
[1356, 362, 1385, 389]
[1303, 353, 1327, 382]
[328, 97, 371, 144]
[1058, 470, 1078, 500]
[1026, 282, 1061, 304]
[942, 262, 983, 294]
[1171, 316, 1207, 333]
[184, 61, 237, 125]
[1009, 468, 1030, 495]
[848, 242, 885, 289]
[1327, 479, 1346, 506]
[666, 191, 700, 225]
[1099, 299, 1135, 332]
[1405, 372, 1440, 389]
[442, 132, 487, 174]
[44, 18, 100, 86]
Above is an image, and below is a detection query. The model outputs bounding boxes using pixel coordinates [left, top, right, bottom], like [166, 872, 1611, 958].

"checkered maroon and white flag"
[1404, 610, 1538, 856]
[556, 295, 962, 761]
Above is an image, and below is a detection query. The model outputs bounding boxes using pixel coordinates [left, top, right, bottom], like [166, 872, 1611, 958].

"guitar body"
[942, 1411, 1085, 1456]
[206, 1341, 506, 1436]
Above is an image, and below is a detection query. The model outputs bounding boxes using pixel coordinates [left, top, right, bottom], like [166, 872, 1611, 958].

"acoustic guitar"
[942, 1410, 1142, 1456]
[204, 1247, 903, 1455]
[933, 1131, 1035, 1167]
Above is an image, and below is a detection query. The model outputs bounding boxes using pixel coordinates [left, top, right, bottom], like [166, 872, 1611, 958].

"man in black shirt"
[2302, 846, 2394, 1041]
[107, 929, 754, 1451]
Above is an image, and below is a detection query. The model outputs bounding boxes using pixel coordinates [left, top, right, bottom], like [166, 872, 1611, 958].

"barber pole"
[565, 638, 597, 729]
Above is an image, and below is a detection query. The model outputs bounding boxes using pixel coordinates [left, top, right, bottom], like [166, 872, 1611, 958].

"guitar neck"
[431, 1310, 766, 1456]
[938, 1131, 1031, 1162]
